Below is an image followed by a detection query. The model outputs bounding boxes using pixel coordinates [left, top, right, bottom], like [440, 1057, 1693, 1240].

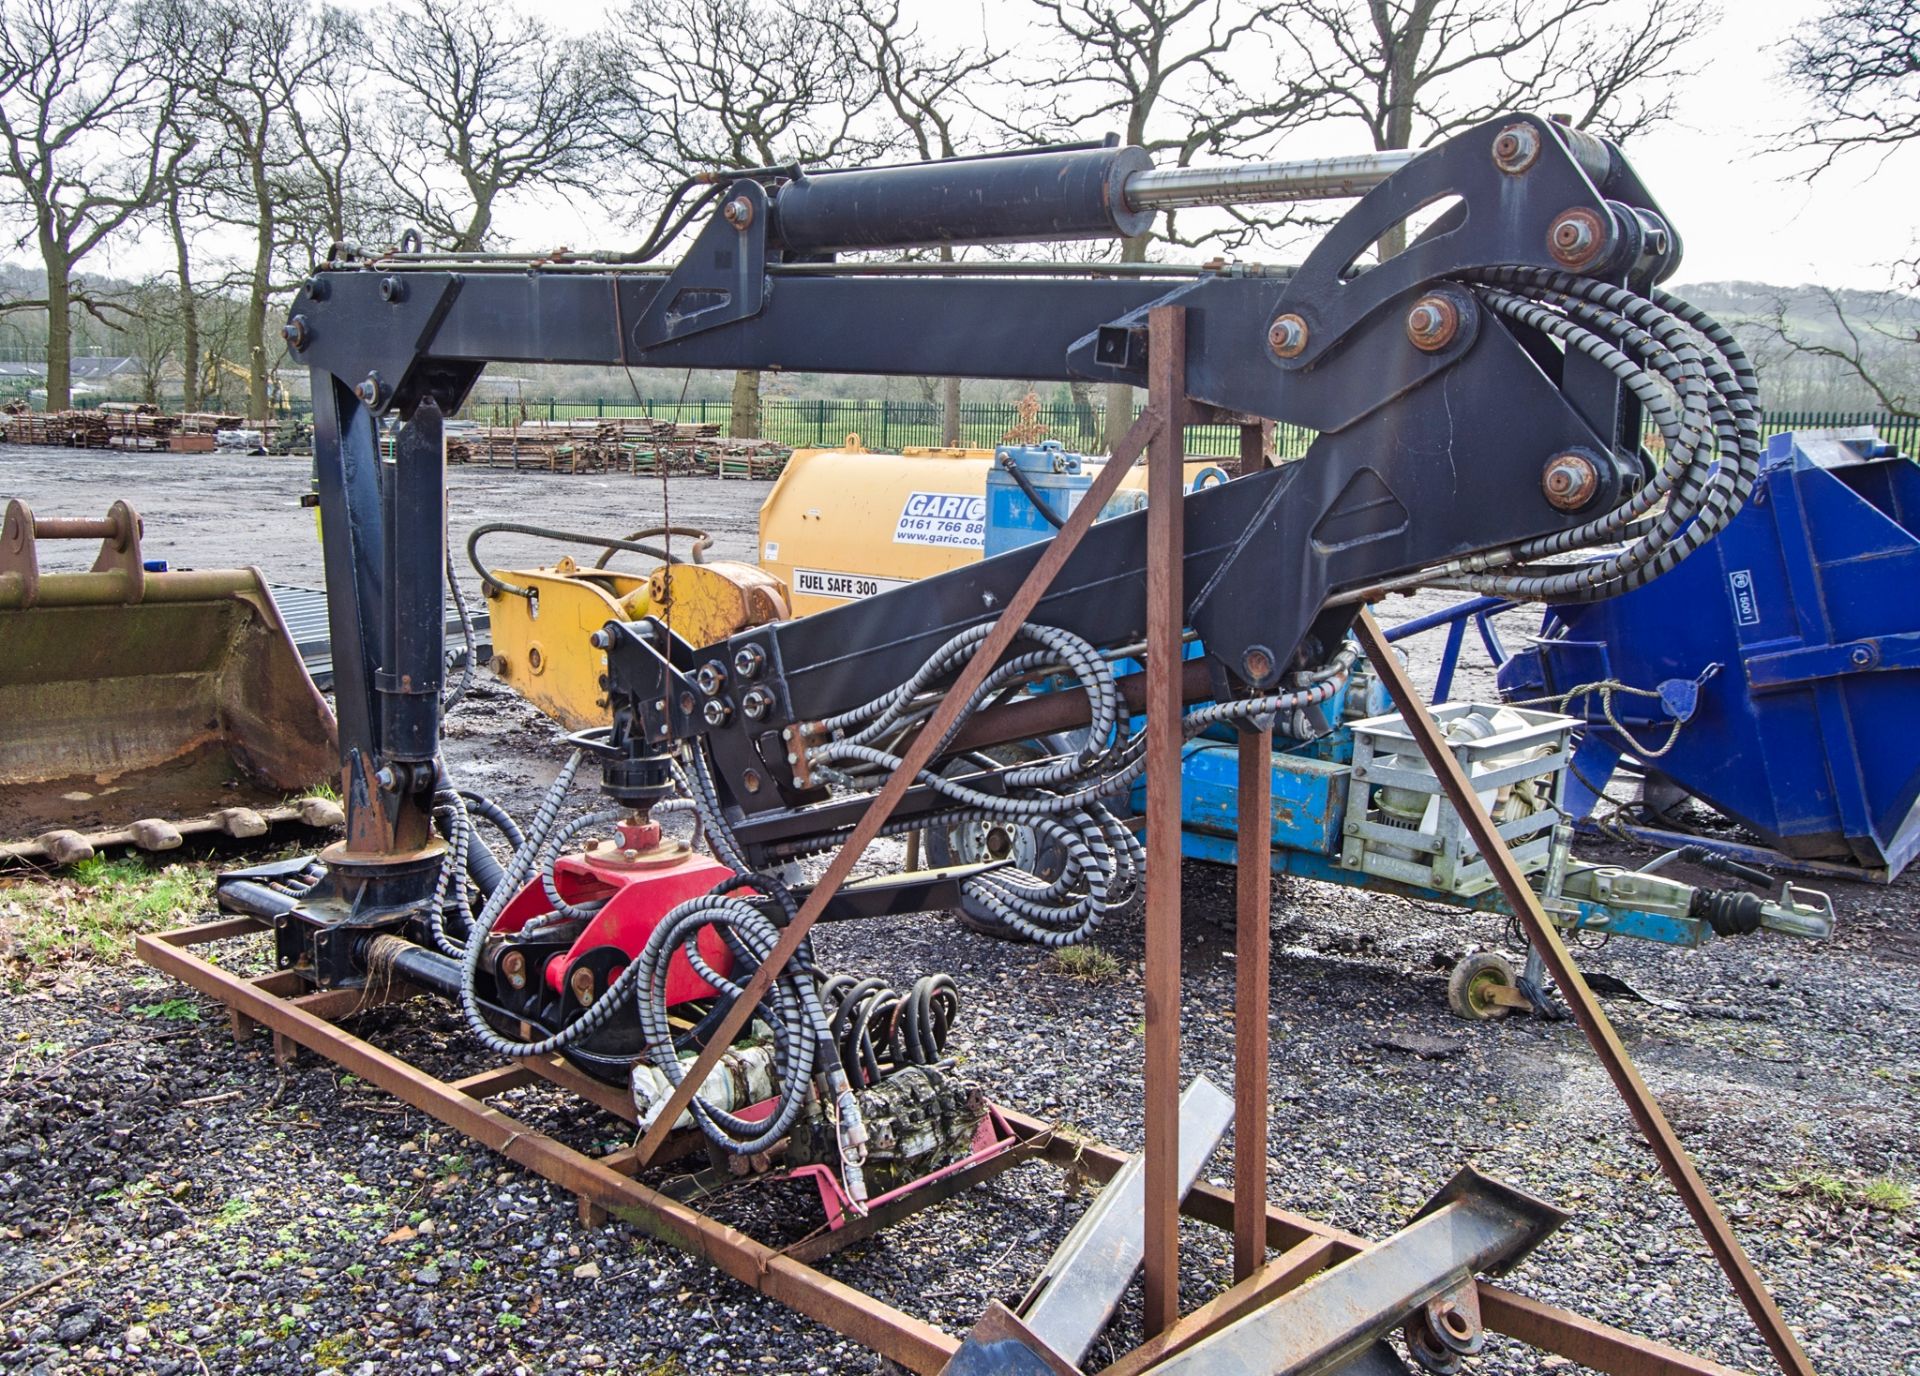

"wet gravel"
[2, 449, 1917, 1375]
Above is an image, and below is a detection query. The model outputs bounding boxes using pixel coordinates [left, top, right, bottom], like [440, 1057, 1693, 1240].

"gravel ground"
[1, 447, 1916, 1376]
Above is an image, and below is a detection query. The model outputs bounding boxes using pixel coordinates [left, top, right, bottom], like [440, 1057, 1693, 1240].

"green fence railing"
[50, 393, 1920, 461]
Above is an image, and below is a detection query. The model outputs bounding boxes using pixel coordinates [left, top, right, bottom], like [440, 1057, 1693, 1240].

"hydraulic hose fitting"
[834, 1086, 871, 1212]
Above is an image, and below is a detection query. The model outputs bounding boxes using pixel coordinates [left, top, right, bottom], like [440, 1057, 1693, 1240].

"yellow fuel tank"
[759, 436, 1219, 615]
[758, 440, 997, 614]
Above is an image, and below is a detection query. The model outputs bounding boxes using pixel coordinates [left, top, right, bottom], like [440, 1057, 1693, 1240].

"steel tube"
[1352, 610, 1816, 1376]
[1123, 152, 1416, 210]
[1142, 303, 1189, 1334]
[1233, 724, 1273, 1282]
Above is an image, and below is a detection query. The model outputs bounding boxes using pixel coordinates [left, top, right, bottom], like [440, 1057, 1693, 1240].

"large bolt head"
[1268, 313, 1309, 359]
[1492, 122, 1541, 174]
[282, 315, 309, 351]
[378, 276, 406, 303]
[741, 686, 774, 720]
[733, 644, 766, 679]
[722, 196, 754, 227]
[1405, 294, 1460, 352]
[694, 660, 727, 696]
[1548, 208, 1607, 269]
[1541, 451, 1601, 511]
[703, 697, 734, 727]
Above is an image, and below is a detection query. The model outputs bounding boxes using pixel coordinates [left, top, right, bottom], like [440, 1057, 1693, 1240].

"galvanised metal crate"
[1339, 702, 1578, 897]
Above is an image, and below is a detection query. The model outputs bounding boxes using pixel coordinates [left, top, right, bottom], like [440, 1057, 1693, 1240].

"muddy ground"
[1, 446, 1916, 1376]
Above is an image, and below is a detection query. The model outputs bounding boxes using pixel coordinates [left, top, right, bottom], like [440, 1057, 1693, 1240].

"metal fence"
[49, 390, 1920, 460]
[1758, 409, 1920, 454]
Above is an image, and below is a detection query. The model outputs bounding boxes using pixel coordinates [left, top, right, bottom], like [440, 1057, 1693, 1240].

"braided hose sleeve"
[1428, 269, 1761, 603]
[452, 752, 667, 1064]
[631, 892, 819, 1153]
[532, 808, 628, 923]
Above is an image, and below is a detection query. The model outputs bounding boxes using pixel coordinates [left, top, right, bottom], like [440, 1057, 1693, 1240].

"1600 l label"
[894, 492, 986, 547]
[793, 568, 911, 601]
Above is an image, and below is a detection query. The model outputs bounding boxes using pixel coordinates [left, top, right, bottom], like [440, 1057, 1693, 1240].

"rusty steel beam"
[1142, 303, 1189, 1335]
[1351, 609, 1811, 1376]
[451, 1064, 544, 1098]
[1096, 1236, 1339, 1376]
[783, 1135, 1047, 1265]
[135, 928, 962, 1376]
[941, 658, 1213, 756]
[1000, 1109, 1750, 1376]
[1233, 723, 1273, 1282]
[630, 402, 1169, 1169]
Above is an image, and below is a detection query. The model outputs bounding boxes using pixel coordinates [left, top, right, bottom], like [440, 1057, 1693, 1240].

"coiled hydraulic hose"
[680, 620, 1357, 947]
[822, 973, 959, 1087]
[1418, 269, 1761, 603]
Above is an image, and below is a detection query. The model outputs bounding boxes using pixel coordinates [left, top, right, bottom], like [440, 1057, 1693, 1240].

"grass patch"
[2, 858, 212, 969]
[1051, 943, 1123, 982]
[131, 997, 202, 1023]
[1770, 1170, 1913, 1214]
[214, 1196, 257, 1228]
[1861, 1177, 1914, 1215]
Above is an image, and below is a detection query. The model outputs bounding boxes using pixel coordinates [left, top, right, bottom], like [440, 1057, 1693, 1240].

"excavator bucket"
[1, 498, 341, 866]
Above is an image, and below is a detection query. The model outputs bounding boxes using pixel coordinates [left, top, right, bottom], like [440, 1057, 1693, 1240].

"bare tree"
[157, 147, 206, 411]
[604, 0, 885, 438]
[1768, 3, 1920, 409]
[1784, 0, 1920, 175]
[1024, 0, 1321, 448]
[0, 0, 180, 410]
[113, 277, 183, 404]
[374, 0, 610, 252]
[1761, 287, 1917, 419]
[142, 0, 362, 418]
[282, 41, 392, 262]
[841, 0, 1002, 443]
[1287, 0, 1710, 255]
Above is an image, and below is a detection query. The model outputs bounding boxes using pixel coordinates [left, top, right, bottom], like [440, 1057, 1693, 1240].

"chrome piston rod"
[1122, 151, 1417, 210]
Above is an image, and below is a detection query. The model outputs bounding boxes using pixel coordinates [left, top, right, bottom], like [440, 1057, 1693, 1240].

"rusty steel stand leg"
[1232, 723, 1272, 1282]
[1143, 304, 1188, 1334]
[1352, 610, 1816, 1376]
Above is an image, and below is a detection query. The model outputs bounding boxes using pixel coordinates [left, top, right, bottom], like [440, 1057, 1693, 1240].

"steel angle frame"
[137, 917, 1751, 1376]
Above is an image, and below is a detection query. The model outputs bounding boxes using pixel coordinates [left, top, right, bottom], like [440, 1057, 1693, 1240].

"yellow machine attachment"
[0, 499, 341, 866]
[486, 555, 789, 730]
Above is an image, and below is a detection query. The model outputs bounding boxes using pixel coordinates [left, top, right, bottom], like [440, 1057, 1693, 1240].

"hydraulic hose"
[467, 522, 683, 600]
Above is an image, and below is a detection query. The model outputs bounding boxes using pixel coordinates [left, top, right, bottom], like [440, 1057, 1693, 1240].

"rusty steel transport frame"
[140, 913, 1746, 1376]
[136, 308, 1809, 1375]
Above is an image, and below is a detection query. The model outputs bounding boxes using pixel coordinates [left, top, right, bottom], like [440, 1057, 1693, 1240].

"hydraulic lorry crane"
[150, 117, 1822, 1376]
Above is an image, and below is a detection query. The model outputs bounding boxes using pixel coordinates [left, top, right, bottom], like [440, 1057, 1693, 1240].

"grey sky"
[86, 0, 1916, 292]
